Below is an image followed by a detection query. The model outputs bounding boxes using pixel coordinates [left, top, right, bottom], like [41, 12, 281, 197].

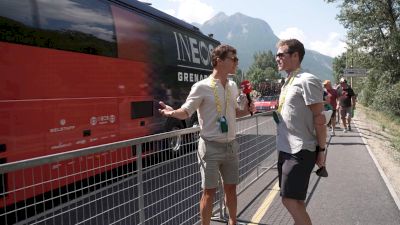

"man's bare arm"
[309, 102, 327, 167]
[352, 96, 356, 109]
[309, 102, 327, 148]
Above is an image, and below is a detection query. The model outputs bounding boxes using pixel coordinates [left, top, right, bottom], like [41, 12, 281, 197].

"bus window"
[0, 1, 35, 27]
[0, 0, 117, 57]
[111, 4, 163, 62]
[131, 101, 154, 119]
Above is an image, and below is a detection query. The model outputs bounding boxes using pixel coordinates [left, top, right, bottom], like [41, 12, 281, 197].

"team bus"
[0, 0, 219, 221]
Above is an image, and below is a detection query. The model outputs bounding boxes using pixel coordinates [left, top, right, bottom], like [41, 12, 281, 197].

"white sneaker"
[343, 128, 347, 133]
[331, 129, 336, 136]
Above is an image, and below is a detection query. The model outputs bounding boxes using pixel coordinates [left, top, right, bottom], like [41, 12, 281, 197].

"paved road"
[211, 123, 400, 225]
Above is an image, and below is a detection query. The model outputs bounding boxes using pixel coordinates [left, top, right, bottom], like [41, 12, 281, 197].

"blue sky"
[140, 0, 347, 57]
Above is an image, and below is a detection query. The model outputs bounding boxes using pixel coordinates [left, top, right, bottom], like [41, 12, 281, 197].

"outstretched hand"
[158, 101, 174, 117]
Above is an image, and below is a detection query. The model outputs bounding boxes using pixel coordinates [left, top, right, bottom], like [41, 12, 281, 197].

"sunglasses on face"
[226, 56, 239, 63]
[275, 51, 293, 59]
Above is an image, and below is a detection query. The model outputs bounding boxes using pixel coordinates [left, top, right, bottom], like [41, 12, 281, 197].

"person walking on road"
[323, 80, 338, 135]
[158, 44, 255, 225]
[337, 78, 356, 132]
[274, 39, 327, 225]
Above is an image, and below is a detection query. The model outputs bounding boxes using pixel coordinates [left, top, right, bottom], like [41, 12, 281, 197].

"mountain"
[199, 12, 333, 81]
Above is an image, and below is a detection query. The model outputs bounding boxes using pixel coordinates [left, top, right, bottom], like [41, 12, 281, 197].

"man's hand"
[158, 101, 174, 117]
[316, 151, 326, 167]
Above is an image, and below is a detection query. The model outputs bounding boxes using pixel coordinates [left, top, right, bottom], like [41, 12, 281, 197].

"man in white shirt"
[159, 44, 254, 225]
[275, 39, 327, 225]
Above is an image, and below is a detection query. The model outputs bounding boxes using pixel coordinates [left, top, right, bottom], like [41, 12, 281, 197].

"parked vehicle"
[0, 0, 219, 219]
[254, 96, 279, 113]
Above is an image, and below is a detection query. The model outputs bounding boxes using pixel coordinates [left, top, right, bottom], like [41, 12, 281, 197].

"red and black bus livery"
[0, 0, 219, 216]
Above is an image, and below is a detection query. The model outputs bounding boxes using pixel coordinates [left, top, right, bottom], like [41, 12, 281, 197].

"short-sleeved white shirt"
[276, 71, 323, 154]
[181, 76, 239, 143]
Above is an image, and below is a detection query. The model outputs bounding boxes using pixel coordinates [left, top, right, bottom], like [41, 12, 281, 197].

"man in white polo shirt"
[159, 44, 254, 225]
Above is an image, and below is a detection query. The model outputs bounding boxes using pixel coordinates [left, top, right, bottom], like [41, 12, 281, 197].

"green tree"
[332, 53, 347, 83]
[246, 51, 280, 92]
[327, 0, 400, 115]
[231, 68, 244, 85]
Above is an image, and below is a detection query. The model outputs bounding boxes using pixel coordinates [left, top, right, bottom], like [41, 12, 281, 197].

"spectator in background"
[337, 78, 356, 132]
[323, 90, 332, 111]
[323, 80, 338, 136]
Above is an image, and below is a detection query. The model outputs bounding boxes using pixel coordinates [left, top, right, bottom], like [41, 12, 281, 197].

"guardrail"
[0, 112, 277, 225]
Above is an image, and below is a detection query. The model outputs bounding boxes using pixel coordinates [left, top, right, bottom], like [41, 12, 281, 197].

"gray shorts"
[278, 150, 316, 200]
[197, 137, 239, 189]
[340, 106, 352, 119]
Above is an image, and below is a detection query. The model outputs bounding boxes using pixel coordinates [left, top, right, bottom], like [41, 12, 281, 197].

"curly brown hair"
[211, 44, 237, 68]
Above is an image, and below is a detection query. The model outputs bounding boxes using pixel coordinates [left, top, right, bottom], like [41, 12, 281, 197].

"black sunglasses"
[275, 51, 293, 58]
[228, 56, 239, 62]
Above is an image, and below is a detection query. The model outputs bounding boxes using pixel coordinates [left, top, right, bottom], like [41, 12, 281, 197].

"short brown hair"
[211, 44, 237, 68]
[276, 39, 305, 63]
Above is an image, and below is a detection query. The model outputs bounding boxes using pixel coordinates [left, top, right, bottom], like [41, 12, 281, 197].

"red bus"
[0, 0, 219, 221]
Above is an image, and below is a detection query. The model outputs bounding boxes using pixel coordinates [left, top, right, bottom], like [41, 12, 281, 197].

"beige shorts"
[197, 137, 239, 189]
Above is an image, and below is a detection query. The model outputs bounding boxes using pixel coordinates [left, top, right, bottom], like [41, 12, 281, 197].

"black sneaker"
[348, 125, 351, 131]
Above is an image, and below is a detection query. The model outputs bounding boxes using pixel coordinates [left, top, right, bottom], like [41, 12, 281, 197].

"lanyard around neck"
[210, 78, 230, 117]
[277, 68, 300, 113]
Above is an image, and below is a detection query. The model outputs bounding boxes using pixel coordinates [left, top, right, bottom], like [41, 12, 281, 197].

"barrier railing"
[0, 112, 277, 225]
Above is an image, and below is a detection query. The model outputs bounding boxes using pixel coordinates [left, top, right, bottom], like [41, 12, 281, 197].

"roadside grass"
[360, 105, 400, 155]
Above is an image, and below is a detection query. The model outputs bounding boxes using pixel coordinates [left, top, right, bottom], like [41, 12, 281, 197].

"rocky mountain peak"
[199, 12, 333, 81]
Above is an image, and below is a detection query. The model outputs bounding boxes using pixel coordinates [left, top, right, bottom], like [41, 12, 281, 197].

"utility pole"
[350, 46, 354, 87]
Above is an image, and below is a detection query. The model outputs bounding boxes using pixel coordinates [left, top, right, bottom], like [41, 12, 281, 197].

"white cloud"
[279, 28, 347, 57]
[171, 0, 215, 24]
[309, 32, 347, 57]
[162, 8, 177, 17]
[278, 27, 307, 44]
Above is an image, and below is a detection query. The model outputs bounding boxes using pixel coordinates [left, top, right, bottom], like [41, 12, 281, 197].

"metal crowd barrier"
[0, 112, 277, 225]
